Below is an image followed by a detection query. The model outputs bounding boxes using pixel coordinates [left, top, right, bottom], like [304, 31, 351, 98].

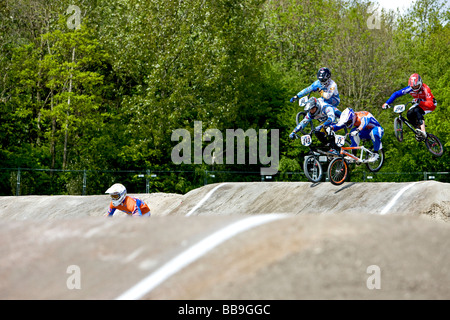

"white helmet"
[337, 108, 356, 128]
[105, 183, 127, 206]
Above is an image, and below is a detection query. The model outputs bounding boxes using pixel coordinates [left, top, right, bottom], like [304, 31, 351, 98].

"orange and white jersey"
[353, 111, 382, 131]
[107, 196, 150, 217]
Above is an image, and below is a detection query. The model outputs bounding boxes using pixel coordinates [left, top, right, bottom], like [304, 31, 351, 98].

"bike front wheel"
[303, 156, 323, 183]
[394, 118, 403, 142]
[328, 157, 349, 186]
[425, 133, 444, 157]
[366, 148, 385, 173]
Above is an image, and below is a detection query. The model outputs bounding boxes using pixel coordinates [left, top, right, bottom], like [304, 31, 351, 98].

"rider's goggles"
[110, 193, 120, 200]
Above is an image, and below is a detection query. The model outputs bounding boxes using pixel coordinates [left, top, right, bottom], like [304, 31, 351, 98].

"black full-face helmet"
[317, 67, 331, 85]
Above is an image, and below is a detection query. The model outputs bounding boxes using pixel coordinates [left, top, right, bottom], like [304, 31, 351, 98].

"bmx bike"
[327, 133, 385, 186]
[390, 101, 443, 157]
[294, 96, 349, 183]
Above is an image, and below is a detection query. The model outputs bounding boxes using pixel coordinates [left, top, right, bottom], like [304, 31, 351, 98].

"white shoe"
[369, 153, 379, 162]
[415, 129, 427, 139]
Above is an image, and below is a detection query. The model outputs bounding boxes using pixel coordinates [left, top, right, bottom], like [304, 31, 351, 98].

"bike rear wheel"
[394, 118, 403, 142]
[303, 156, 323, 183]
[328, 157, 348, 186]
[366, 148, 385, 173]
[425, 133, 443, 157]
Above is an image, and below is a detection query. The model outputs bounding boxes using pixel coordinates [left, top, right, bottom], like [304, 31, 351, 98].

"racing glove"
[290, 96, 298, 103]
[351, 129, 360, 137]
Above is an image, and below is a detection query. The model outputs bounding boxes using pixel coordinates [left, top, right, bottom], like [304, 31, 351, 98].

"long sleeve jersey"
[385, 83, 436, 112]
[296, 79, 340, 107]
[107, 196, 151, 217]
[294, 101, 340, 133]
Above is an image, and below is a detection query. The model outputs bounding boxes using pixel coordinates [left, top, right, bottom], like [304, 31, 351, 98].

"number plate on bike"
[298, 96, 309, 107]
[335, 135, 346, 147]
[393, 104, 405, 113]
[301, 135, 312, 146]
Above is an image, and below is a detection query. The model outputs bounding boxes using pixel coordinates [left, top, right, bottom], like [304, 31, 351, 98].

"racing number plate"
[393, 104, 406, 113]
[301, 135, 312, 146]
[335, 135, 346, 147]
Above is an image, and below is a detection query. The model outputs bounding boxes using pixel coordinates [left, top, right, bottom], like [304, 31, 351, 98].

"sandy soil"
[0, 181, 449, 299]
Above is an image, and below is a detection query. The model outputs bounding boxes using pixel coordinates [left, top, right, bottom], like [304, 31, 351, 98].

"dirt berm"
[0, 181, 449, 299]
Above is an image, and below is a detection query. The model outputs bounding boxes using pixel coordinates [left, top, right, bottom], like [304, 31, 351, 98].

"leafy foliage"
[0, 0, 448, 195]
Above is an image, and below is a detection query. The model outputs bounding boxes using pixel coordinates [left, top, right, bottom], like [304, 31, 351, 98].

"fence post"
[146, 169, 150, 193]
[16, 168, 21, 196]
[82, 170, 87, 195]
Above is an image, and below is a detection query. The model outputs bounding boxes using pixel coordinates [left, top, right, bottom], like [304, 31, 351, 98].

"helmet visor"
[309, 106, 318, 116]
[110, 193, 120, 200]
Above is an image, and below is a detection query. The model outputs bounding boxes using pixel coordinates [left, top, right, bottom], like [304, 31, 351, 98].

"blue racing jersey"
[294, 100, 340, 133]
[296, 79, 340, 107]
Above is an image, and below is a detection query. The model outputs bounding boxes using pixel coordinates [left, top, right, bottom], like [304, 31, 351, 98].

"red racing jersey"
[386, 83, 436, 112]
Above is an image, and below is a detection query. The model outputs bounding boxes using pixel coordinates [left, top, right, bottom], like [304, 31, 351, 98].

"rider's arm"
[357, 115, 371, 131]
[107, 204, 116, 217]
[132, 198, 143, 216]
[293, 114, 311, 133]
[386, 86, 411, 105]
[296, 80, 321, 98]
[331, 123, 345, 132]
[322, 106, 336, 127]
[417, 85, 436, 111]
[320, 81, 338, 100]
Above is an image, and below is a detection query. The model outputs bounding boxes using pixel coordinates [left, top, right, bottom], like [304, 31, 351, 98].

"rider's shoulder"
[311, 80, 322, 88]
[317, 97, 327, 107]
[356, 110, 371, 117]
[421, 83, 432, 91]
[328, 79, 337, 87]
[402, 86, 413, 94]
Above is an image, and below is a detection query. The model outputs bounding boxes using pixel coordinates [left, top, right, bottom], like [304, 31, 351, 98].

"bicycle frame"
[393, 102, 419, 135]
[398, 115, 416, 133]
[391, 102, 444, 157]
[339, 145, 373, 164]
[334, 134, 375, 164]
[327, 133, 385, 185]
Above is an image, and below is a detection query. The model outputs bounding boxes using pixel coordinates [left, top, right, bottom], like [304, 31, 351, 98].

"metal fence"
[0, 167, 448, 196]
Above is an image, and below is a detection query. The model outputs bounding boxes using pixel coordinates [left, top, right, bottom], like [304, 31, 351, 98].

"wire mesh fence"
[0, 167, 448, 196]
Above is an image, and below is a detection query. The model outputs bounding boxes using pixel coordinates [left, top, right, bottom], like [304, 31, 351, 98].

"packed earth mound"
[0, 181, 449, 299]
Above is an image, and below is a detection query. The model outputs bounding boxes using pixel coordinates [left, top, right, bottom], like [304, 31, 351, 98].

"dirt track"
[0, 181, 449, 299]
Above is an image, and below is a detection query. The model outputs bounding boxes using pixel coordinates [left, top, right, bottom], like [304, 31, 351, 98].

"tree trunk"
[63, 47, 76, 170]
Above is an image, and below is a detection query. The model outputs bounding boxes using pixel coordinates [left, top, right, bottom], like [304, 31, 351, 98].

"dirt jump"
[0, 181, 449, 300]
